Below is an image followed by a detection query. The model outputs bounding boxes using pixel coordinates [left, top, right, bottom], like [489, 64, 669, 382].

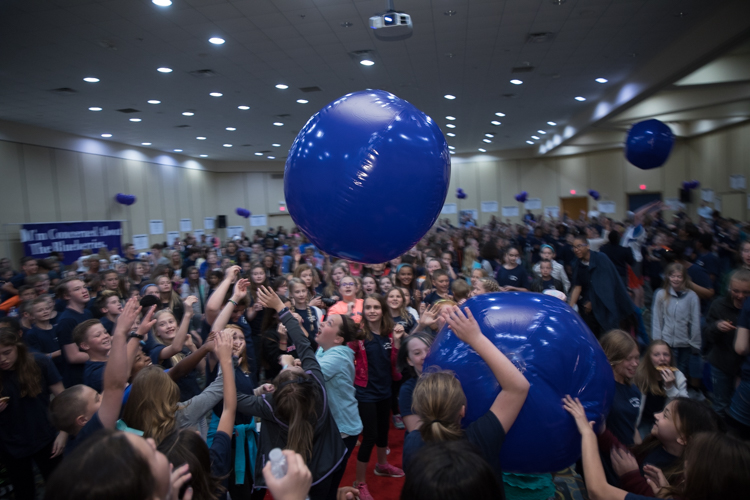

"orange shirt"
[327, 299, 364, 323]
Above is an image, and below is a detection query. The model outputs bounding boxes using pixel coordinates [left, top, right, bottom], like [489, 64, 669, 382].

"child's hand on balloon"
[443, 306, 482, 345]
[562, 395, 595, 435]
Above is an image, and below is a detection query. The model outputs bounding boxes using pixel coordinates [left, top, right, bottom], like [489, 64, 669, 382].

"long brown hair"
[660, 262, 692, 306]
[158, 429, 226, 499]
[223, 324, 249, 374]
[599, 329, 638, 384]
[635, 340, 674, 396]
[272, 369, 319, 462]
[156, 275, 182, 312]
[0, 329, 42, 398]
[412, 370, 466, 442]
[152, 309, 185, 366]
[292, 264, 320, 296]
[248, 264, 269, 299]
[632, 398, 724, 486]
[122, 365, 180, 444]
[676, 432, 750, 500]
[324, 261, 351, 298]
[360, 294, 394, 341]
[386, 288, 410, 320]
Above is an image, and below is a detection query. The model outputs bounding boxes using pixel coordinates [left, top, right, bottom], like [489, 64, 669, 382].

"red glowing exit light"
[570, 189, 576, 195]
[639, 184, 647, 190]
[280, 206, 286, 211]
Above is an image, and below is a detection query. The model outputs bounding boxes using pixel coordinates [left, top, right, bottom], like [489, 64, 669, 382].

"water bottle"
[269, 448, 287, 479]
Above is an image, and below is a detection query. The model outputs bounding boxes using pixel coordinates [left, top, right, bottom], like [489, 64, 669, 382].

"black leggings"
[391, 379, 403, 415]
[357, 399, 390, 463]
[1, 438, 62, 500]
[329, 435, 358, 493]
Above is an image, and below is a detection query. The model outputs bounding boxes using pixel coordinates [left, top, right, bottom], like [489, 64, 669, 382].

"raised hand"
[643, 465, 669, 494]
[443, 306, 482, 345]
[233, 278, 250, 300]
[118, 297, 142, 335]
[562, 395, 594, 435]
[257, 285, 285, 312]
[610, 447, 639, 476]
[215, 329, 233, 364]
[137, 305, 157, 338]
[225, 265, 241, 282]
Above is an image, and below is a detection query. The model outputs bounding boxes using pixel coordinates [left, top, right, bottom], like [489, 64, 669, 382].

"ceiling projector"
[369, 10, 413, 41]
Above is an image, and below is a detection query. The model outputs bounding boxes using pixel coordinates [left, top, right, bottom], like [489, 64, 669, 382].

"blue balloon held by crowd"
[284, 89, 451, 264]
[625, 119, 675, 170]
[424, 292, 615, 473]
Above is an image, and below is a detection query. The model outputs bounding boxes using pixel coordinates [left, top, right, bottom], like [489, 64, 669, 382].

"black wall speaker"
[679, 189, 691, 204]
[217, 215, 227, 228]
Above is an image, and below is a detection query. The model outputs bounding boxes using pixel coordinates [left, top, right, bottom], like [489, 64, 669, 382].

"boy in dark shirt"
[530, 260, 565, 294]
[55, 277, 93, 387]
[422, 270, 453, 306]
[23, 296, 62, 371]
[95, 290, 122, 334]
[49, 297, 149, 456]
[73, 319, 112, 393]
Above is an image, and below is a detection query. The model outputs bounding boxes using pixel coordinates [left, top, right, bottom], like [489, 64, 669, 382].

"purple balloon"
[588, 190, 600, 201]
[236, 208, 251, 218]
[115, 193, 136, 206]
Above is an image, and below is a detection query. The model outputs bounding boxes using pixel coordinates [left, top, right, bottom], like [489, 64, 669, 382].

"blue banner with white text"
[21, 221, 122, 265]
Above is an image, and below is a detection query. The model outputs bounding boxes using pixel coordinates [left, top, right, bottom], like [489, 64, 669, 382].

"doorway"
[560, 197, 589, 220]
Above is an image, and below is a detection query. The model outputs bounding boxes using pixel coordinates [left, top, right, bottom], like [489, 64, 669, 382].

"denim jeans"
[673, 347, 702, 378]
[710, 364, 736, 417]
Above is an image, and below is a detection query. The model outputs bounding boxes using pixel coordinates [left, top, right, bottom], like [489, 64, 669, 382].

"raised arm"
[100, 298, 142, 429]
[215, 330, 236, 437]
[128, 306, 155, 369]
[205, 265, 241, 325]
[444, 306, 530, 432]
[212, 278, 249, 332]
[168, 333, 215, 382]
[159, 296, 196, 359]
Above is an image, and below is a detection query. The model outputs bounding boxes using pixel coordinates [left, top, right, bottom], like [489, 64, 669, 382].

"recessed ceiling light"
[268, 156, 276, 159]
[478, 148, 486, 152]
[88, 107, 102, 111]
[225, 127, 236, 131]
[449, 151, 455, 155]
[101, 133, 112, 138]
[537, 130, 547, 134]
[182, 111, 194, 116]
[196, 137, 206, 140]
[526, 140, 534, 144]
[297, 99, 308, 104]
[200, 154, 208, 157]
[238, 105, 250, 110]
[595, 78, 608, 83]
[448, 146, 455, 150]
[142, 142, 151, 146]
[447, 133, 456, 137]
[575, 96, 586, 101]
[210, 92, 223, 97]
[360, 59, 375, 66]
[273, 122, 284, 126]
[495, 112, 506, 117]
[148, 100, 161, 104]
[129, 118, 142, 122]
[83, 77, 99, 83]
[174, 149, 182, 152]
[491, 121, 501, 126]
[444, 94, 456, 100]
[485, 133, 494, 138]
[254, 152, 263, 156]
[531, 135, 540, 140]
[223, 144, 232, 147]
[446, 116, 456, 120]
[157, 67, 173, 73]
[444, 10, 457, 16]
[272, 143, 281, 147]
[275, 84, 288, 90]
[446, 124, 456, 128]
[510, 79, 523, 85]
[483, 139, 492, 143]
[152, 0, 172, 6]
[547, 121, 557, 126]
[209, 37, 225, 45]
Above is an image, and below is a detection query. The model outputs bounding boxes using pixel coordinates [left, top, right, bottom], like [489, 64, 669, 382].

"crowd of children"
[1, 204, 750, 499]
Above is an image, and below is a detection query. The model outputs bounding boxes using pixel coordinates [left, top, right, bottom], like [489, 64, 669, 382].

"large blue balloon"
[284, 90, 450, 263]
[625, 119, 674, 170]
[424, 292, 614, 473]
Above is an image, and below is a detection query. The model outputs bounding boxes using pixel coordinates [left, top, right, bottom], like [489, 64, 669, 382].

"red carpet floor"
[265, 421, 406, 500]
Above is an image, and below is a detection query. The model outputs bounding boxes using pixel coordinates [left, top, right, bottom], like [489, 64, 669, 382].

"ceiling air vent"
[277, 114, 291, 118]
[299, 86, 322, 93]
[511, 66, 535, 73]
[502, 93, 518, 99]
[50, 87, 77, 95]
[527, 32, 555, 43]
[189, 69, 217, 78]
[116, 108, 140, 113]
[175, 124, 191, 128]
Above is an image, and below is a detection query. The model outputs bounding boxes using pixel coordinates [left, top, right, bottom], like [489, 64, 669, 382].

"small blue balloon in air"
[515, 191, 528, 203]
[115, 193, 136, 206]
[625, 119, 674, 170]
[236, 208, 251, 218]
[588, 189, 600, 201]
[424, 292, 614, 473]
[456, 188, 467, 199]
[285, 90, 450, 263]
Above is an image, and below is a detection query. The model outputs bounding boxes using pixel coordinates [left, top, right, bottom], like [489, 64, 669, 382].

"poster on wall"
[441, 203, 457, 214]
[598, 201, 616, 214]
[166, 231, 180, 246]
[21, 221, 122, 265]
[179, 218, 192, 232]
[226, 226, 244, 239]
[730, 175, 746, 190]
[502, 206, 519, 217]
[481, 201, 498, 213]
[204, 217, 215, 230]
[524, 198, 542, 210]
[544, 206, 560, 219]
[250, 214, 268, 227]
[701, 189, 714, 202]
[149, 220, 164, 235]
[133, 234, 149, 251]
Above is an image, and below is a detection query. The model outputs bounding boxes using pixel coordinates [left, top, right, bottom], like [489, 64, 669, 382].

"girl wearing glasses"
[327, 276, 364, 323]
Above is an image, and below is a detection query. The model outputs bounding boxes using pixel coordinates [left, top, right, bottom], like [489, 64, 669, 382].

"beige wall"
[2, 120, 749, 263]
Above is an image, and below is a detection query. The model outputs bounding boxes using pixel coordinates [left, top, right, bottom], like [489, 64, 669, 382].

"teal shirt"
[315, 345, 363, 437]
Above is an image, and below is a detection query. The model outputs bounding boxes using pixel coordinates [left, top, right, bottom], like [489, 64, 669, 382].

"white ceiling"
[1, 0, 749, 161]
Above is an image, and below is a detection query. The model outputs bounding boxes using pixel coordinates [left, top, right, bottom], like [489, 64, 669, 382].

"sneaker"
[374, 462, 405, 478]
[392, 414, 405, 429]
[354, 481, 374, 500]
